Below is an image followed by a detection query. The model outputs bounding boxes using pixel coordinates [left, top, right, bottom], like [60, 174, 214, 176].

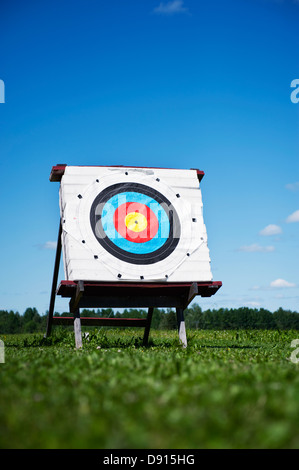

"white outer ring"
[64, 169, 197, 280]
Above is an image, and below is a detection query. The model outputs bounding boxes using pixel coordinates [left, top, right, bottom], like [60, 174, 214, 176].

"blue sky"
[0, 0, 298, 315]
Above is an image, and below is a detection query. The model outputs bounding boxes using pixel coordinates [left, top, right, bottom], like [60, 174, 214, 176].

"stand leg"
[176, 308, 187, 348]
[46, 221, 62, 337]
[143, 307, 154, 346]
[74, 309, 83, 349]
[70, 281, 84, 349]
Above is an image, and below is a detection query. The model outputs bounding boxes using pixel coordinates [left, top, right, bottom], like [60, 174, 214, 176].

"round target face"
[89, 183, 181, 265]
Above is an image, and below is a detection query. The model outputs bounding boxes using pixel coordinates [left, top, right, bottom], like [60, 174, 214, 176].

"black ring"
[89, 182, 181, 265]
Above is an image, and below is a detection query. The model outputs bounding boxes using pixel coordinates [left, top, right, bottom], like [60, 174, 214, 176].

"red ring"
[113, 202, 159, 243]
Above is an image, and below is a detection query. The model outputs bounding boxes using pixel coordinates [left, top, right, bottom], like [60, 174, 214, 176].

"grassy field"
[0, 328, 299, 449]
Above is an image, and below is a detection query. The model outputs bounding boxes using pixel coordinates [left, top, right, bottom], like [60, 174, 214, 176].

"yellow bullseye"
[125, 212, 148, 232]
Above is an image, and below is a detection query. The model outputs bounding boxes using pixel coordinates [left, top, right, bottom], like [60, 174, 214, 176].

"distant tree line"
[1, 305, 299, 334]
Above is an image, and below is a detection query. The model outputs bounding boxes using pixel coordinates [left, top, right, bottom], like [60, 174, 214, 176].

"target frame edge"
[58, 165, 213, 283]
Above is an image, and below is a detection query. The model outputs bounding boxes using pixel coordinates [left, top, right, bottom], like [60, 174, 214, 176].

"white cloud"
[153, 0, 188, 15]
[286, 210, 299, 223]
[41, 241, 57, 250]
[245, 301, 262, 307]
[286, 182, 299, 192]
[251, 279, 297, 290]
[259, 224, 282, 236]
[238, 244, 275, 252]
[270, 279, 296, 288]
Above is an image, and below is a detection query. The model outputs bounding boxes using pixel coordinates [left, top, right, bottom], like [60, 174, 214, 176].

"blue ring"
[101, 192, 170, 254]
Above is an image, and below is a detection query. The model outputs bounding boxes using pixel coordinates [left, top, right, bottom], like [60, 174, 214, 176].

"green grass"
[0, 328, 299, 449]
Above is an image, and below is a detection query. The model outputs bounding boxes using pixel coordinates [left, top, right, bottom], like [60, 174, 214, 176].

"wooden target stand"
[46, 221, 222, 348]
[46, 164, 222, 349]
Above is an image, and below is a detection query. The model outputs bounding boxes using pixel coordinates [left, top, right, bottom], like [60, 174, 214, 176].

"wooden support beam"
[70, 280, 84, 313]
[46, 221, 62, 337]
[69, 281, 84, 349]
[67, 294, 184, 309]
[57, 280, 222, 300]
[52, 317, 147, 327]
[176, 308, 187, 348]
[185, 282, 198, 308]
[73, 309, 82, 349]
[143, 307, 154, 347]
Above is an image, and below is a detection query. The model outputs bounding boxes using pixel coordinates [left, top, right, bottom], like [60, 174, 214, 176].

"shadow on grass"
[5, 329, 261, 351]
[5, 331, 168, 350]
[197, 344, 260, 350]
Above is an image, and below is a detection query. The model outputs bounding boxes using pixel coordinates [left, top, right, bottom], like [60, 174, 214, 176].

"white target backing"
[59, 166, 213, 282]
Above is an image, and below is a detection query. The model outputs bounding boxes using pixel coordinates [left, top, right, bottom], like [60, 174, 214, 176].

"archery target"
[89, 182, 180, 265]
[60, 166, 213, 282]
